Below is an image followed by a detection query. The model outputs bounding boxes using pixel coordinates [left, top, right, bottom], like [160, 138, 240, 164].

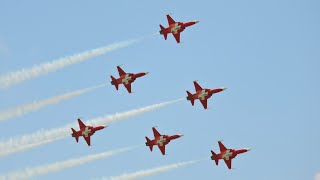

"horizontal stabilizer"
[159, 24, 168, 40]
[71, 128, 79, 142]
[211, 150, 219, 165]
[145, 136, 153, 151]
[110, 76, 119, 90]
[186, 91, 195, 106]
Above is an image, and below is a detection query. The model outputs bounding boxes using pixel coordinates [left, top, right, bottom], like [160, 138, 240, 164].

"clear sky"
[0, 0, 319, 179]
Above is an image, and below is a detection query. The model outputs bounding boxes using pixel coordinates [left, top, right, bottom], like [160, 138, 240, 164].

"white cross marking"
[82, 127, 91, 137]
[198, 90, 208, 100]
[122, 74, 132, 85]
[156, 136, 166, 146]
[222, 150, 233, 160]
[171, 23, 181, 34]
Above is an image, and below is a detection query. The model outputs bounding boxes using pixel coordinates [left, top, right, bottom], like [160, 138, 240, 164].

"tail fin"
[110, 76, 119, 90]
[71, 128, 79, 142]
[186, 91, 195, 106]
[145, 136, 153, 151]
[159, 25, 168, 40]
[211, 150, 219, 165]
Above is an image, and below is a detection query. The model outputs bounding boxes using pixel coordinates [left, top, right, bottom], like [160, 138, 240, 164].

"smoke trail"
[100, 159, 202, 180]
[0, 35, 148, 89]
[0, 98, 183, 157]
[0, 84, 105, 122]
[0, 145, 140, 180]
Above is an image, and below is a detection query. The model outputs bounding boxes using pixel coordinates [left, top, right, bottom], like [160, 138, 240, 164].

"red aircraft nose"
[171, 134, 183, 140]
[211, 87, 227, 94]
[95, 126, 106, 131]
[237, 148, 251, 154]
[218, 87, 227, 92]
[135, 72, 149, 78]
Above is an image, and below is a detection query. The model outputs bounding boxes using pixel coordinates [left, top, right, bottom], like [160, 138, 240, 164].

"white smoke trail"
[0, 145, 140, 180]
[0, 84, 105, 122]
[0, 98, 183, 157]
[316, 173, 320, 180]
[0, 36, 147, 89]
[99, 159, 202, 180]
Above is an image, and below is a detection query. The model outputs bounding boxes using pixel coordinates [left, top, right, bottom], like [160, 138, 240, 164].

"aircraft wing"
[218, 141, 227, 152]
[194, 81, 203, 91]
[124, 83, 132, 93]
[166, 15, 176, 25]
[78, 119, 86, 129]
[173, 32, 181, 43]
[152, 127, 161, 138]
[158, 144, 166, 155]
[83, 136, 91, 146]
[224, 159, 232, 169]
[200, 99, 208, 109]
[117, 66, 126, 76]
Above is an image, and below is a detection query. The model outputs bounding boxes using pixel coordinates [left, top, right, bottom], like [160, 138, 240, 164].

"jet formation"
[68, 14, 251, 172]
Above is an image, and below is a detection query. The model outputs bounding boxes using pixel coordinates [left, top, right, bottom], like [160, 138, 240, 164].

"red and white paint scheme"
[159, 14, 199, 43]
[145, 127, 183, 155]
[71, 118, 106, 146]
[186, 81, 226, 109]
[110, 66, 149, 93]
[210, 141, 251, 169]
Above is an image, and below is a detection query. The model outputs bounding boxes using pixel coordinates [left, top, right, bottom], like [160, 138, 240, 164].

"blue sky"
[0, 0, 319, 179]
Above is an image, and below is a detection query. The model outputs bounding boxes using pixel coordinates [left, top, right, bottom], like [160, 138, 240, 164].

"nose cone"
[141, 72, 149, 77]
[178, 134, 184, 138]
[135, 72, 149, 78]
[96, 126, 106, 131]
[195, 20, 199, 24]
[245, 148, 251, 151]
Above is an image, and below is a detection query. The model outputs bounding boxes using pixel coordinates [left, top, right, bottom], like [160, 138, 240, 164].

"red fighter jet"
[186, 81, 226, 109]
[159, 14, 199, 43]
[110, 66, 148, 93]
[71, 118, 106, 146]
[210, 141, 251, 169]
[145, 127, 183, 155]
